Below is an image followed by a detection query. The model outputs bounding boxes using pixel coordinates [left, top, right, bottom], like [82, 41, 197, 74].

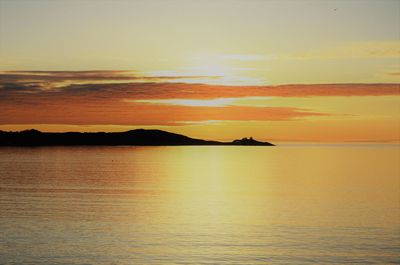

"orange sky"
[0, 1, 399, 142]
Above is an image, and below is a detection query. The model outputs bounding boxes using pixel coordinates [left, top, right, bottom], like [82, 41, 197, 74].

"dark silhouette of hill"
[0, 129, 274, 146]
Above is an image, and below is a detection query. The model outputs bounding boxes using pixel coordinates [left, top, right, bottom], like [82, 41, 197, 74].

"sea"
[0, 145, 399, 264]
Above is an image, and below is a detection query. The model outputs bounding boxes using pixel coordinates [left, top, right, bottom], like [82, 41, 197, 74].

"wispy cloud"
[0, 103, 327, 126]
[0, 70, 219, 89]
[126, 97, 274, 107]
[0, 70, 398, 126]
[126, 98, 238, 107]
[1, 71, 398, 98]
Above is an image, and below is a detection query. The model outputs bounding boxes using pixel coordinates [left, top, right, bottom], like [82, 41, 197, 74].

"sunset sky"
[0, 0, 399, 142]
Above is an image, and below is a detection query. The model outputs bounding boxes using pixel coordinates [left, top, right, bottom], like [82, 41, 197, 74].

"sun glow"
[124, 97, 274, 107]
[125, 98, 237, 107]
[145, 53, 267, 86]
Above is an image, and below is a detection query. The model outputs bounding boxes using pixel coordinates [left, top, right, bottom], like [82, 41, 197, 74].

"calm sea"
[0, 145, 399, 264]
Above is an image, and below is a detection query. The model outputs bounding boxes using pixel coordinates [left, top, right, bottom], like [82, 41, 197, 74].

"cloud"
[0, 70, 398, 126]
[2, 71, 398, 100]
[0, 70, 218, 89]
[0, 103, 327, 126]
[1, 71, 398, 99]
[0, 70, 135, 83]
[127, 98, 239, 107]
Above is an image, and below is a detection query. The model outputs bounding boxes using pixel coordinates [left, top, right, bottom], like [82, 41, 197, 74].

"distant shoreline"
[0, 129, 274, 146]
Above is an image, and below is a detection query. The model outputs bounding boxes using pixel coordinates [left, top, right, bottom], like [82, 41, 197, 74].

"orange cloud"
[1, 77, 398, 102]
[0, 101, 326, 125]
[0, 71, 398, 127]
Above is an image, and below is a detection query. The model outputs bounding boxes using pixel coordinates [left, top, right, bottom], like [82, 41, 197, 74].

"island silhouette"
[0, 129, 274, 146]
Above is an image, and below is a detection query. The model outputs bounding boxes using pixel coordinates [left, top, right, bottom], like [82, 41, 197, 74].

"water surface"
[1, 146, 399, 264]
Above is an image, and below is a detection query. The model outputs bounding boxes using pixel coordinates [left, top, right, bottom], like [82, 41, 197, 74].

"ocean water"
[0, 145, 399, 264]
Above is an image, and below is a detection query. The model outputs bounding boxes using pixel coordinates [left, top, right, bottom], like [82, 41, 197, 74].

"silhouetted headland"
[0, 129, 274, 146]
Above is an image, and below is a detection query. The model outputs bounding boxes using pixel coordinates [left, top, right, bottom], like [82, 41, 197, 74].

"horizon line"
[1, 128, 399, 144]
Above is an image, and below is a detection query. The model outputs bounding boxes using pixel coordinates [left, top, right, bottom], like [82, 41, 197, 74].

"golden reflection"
[1, 146, 399, 263]
[142, 146, 400, 228]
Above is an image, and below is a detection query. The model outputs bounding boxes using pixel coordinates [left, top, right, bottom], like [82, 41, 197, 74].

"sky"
[0, 0, 399, 142]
